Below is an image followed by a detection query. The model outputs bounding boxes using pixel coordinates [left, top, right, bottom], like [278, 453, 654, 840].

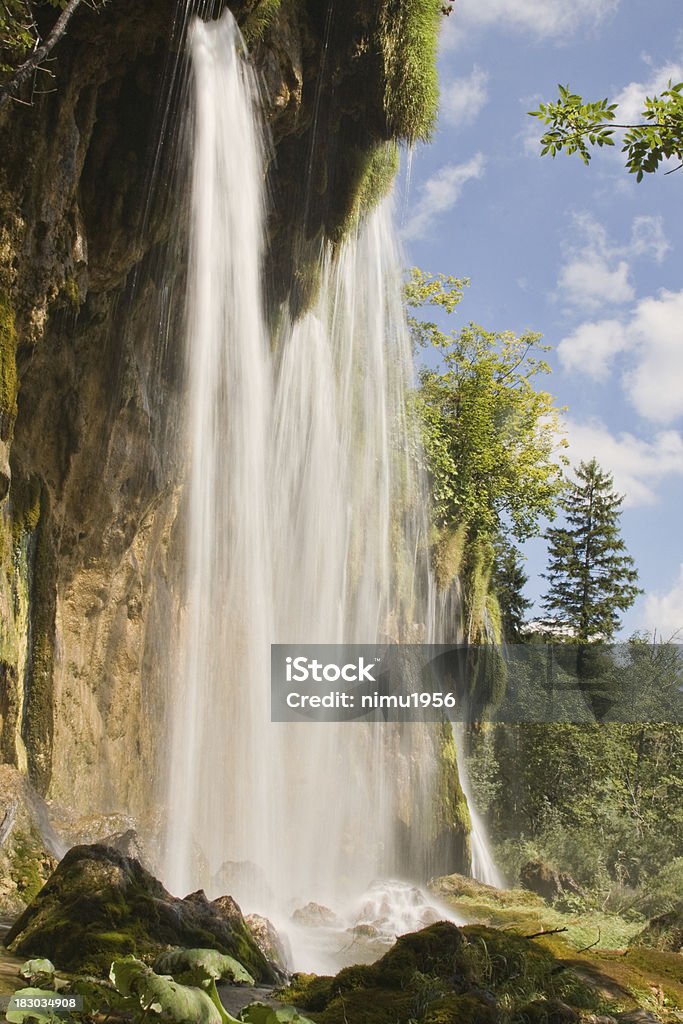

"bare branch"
[1, 0, 88, 110]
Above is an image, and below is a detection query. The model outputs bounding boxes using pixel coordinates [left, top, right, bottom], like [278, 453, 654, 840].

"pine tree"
[542, 459, 641, 643]
[492, 536, 531, 642]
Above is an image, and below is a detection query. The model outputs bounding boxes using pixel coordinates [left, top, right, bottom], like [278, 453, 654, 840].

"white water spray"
[163, 10, 500, 952]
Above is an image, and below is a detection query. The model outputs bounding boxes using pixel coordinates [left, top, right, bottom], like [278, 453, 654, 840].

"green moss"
[424, 994, 499, 1024]
[21, 485, 56, 796]
[435, 722, 471, 838]
[9, 828, 46, 904]
[10, 474, 41, 545]
[432, 522, 467, 590]
[377, 0, 442, 143]
[0, 290, 18, 440]
[241, 0, 281, 44]
[61, 275, 81, 311]
[338, 142, 401, 238]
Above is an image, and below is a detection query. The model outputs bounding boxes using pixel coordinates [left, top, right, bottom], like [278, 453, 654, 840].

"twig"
[0, 0, 88, 110]
[524, 927, 568, 939]
[575, 928, 601, 954]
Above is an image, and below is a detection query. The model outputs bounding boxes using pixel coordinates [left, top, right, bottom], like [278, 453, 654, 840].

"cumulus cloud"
[556, 213, 670, 313]
[623, 289, 683, 423]
[559, 289, 683, 424]
[640, 564, 683, 641]
[402, 154, 485, 241]
[561, 418, 683, 506]
[441, 0, 619, 46]
[614, 61, 683, 126]
[441, 66, 489, 128]
[558, 320, 630, 381]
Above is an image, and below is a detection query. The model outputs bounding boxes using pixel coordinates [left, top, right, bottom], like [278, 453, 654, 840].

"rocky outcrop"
[4, 842, 276, 979]
[0, 0, 446, 840]
[0, 764, 61, 917]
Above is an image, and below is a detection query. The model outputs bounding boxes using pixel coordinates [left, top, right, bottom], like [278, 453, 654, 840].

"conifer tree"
[492, 537, 531, 642]
[542, 459, 641, 643]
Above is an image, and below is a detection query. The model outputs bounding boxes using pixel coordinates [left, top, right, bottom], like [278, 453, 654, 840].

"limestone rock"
[245, 913, 292, 972]
[4, 843, 275, 980]
[291, 902, 341, 928]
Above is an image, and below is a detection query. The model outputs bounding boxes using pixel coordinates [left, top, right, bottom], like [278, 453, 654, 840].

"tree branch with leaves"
[530, 81, 683, 180]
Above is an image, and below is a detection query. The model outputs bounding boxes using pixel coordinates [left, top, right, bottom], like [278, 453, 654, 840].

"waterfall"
[163, 10, 500, 946]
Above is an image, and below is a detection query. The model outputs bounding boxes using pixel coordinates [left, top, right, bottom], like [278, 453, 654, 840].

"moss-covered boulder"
[277, 920, 603, 1024]
[3, 843, 276, 980]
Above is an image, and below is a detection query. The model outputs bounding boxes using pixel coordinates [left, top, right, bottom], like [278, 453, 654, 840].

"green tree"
[407, 268, 565, 543]
[491, 537, 531, 642]
[542, 459, 641, 643]
[530, 81, 683, 180]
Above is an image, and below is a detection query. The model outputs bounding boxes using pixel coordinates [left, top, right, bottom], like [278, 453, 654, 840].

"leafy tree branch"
[530, 81, 683, 180]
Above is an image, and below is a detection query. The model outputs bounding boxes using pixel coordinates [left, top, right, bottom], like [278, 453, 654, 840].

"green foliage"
[408, 270, 565, 541]
[18, 959, 56, 988]
[530, 81, 683, 180]
[0, 290, 18, 440]
[154, 948, 254, 986]
[470, 647, 683, 910]
[5, 988, 62, 1023]
[377, 0, 442, 143]
[542, 459, 641, 643]
[241, 0, 281, 45]
[491, 537, 531, 642]
[0, 1, 35, 74]
[110, 957, 228, 1024]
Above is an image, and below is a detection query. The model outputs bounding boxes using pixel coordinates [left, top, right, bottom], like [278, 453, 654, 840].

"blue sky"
[400, 0, 683, 640]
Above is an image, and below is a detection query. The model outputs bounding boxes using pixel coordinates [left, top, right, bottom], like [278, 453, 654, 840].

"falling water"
[163, 10, 500, 953]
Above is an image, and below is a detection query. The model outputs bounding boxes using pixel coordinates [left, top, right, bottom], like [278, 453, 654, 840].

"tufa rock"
[4, 843, 276, 980]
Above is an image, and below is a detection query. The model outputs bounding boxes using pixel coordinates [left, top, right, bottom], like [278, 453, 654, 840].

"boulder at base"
[3, 843, 276, 979]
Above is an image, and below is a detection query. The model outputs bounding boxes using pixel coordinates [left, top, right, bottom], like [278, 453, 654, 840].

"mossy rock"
[4, 844, 275, 980]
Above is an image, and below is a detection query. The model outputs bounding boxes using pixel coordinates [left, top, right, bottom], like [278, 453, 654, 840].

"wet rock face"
[4, 842, 276, 980]
[0, 765, 61, 918]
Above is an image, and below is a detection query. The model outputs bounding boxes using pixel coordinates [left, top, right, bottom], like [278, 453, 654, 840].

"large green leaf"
[5, 987, 61, 1023]
[155, 948, 255, 985]
[18, 960, 56, 988]
[110, 957, 226, 1024]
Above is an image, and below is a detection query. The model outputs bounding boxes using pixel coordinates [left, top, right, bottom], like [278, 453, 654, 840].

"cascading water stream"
[163, 10, 500, 964]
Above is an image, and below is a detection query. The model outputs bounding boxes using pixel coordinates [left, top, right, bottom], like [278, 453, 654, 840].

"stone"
[631, 904, 683, 952]
[291, 902, 341, 928]
[4, 843, 276, 980]
[519, 860, 584, 904]
[245, 913, 292, 972]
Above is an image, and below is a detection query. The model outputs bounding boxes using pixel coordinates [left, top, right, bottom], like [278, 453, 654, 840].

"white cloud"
[441, 0, 618, 47]
[640, 564, 683, 641]
[561, 418, 683, 506]
[558, 320, 630, 380]
[623, 289, 683, 423]
[558, 289, 683, 426]
[402, 154, 485, 241]
[556, 213, 670, 312]
[629, 215, 671, 263]
[441, 66, 489, 128]
[614, 61, 683, 126]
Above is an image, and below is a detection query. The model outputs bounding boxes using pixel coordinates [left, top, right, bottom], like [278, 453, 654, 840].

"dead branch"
[1, 0, 89, 110]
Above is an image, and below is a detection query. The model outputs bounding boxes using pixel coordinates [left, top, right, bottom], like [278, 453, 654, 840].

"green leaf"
[154, 948, 255, 986]
[18, 960, 56, 988]
[110, 957, 229, 1024]
[6, 988, 61, 1023]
